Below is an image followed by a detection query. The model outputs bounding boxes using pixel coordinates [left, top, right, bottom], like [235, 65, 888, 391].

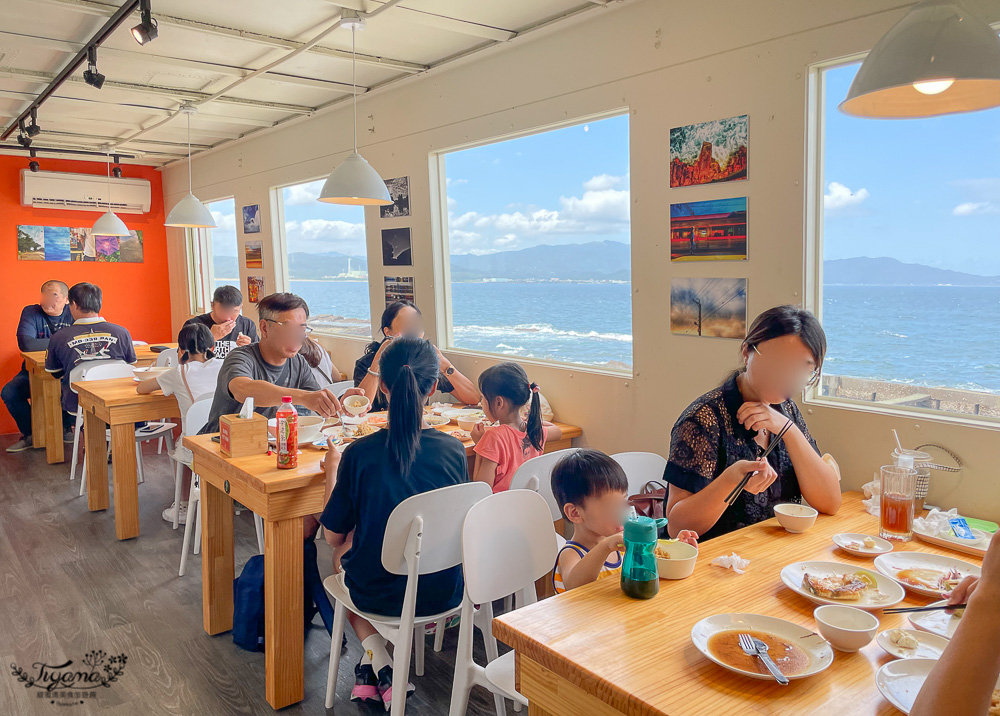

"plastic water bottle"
[276, 396, 298, 469]
[621, 513, 667, 599]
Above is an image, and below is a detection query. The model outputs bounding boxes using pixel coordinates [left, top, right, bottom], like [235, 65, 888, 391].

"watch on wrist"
[445, 366, 455, 376]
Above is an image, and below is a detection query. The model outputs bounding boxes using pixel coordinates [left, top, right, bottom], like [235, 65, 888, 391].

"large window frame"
[186, 196, 238, 315]
[431, 109, 634, 377]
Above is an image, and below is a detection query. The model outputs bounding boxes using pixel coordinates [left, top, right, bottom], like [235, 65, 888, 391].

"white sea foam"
[454, 323, 633, 342]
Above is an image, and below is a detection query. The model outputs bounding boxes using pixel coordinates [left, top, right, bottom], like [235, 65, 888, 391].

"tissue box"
[219, 412, 268, 458]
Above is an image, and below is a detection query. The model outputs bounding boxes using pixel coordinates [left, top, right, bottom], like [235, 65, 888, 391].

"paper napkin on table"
[711, 552, 750, 574]
[913, 507, 960, 537]
[239, 397, 254, 419]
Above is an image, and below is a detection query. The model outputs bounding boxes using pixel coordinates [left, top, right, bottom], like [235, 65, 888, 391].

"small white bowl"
[267, 415, 325, 444]
[814, 605, 879, 653]
[655, 539, 698, 580]
[133, 366, 170, 381]
[342, 394, 370, 416]
[457, 416, 481, 431]
[774, 503, 818, 533]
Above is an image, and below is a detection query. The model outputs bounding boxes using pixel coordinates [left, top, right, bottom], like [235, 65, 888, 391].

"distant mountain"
[825, 257, 1000, 287]
[450, 241, 630, 281]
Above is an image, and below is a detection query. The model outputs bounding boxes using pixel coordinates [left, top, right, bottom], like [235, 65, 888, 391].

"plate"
[875, 659, 996, 714]
[832, 533, 894, 556]
[690, 613, 833, 681]
[913, 523, 989, 557]
[908, 599, 965, 639]
[873, 553, 981, 598]
[424, 415, 449, 427]
[441, 408, 485, 423]
[779, 560, 905, 610]
[876, 628, 950, 659]
[266, 418, 325, 446]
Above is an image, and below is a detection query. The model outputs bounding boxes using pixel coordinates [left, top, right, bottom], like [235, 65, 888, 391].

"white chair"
[449, 490, 559, 716]
[611, 451, 668, 497]
[155, 349, 179, 367]
[323, 481, 491, 715]
[132, 340, 148, 345]
[508, 448, 581, 525]
[322, 379, 355, 398]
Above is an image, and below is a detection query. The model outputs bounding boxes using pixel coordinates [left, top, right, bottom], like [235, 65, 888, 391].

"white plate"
[832, 533, 894, 556]
[908, 599, 965, 639]
[873, 553, 981, 598]
[876, 628, 950, 659]
[780, 560, 905, 610]
[441, 408, 485, 423]
[913, 523, 989, 557]
[690, 613, 833, 681]
[875, 659, 998, 714]
[424, 415, 450, 427]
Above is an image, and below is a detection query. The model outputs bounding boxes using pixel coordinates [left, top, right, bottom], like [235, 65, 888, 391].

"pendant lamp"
[165, 105, 216, 228]
[92, 152, 130, 236]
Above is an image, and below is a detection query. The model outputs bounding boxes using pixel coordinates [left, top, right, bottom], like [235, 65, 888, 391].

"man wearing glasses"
[201, 292, 363, 433]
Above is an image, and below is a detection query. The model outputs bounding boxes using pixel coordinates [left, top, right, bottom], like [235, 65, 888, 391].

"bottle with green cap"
[621, 510, 667, 599]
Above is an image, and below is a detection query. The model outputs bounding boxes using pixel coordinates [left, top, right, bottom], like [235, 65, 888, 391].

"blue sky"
[823, 62, 1000, 276]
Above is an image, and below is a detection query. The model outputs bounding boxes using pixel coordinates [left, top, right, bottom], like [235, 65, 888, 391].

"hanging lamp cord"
[352, 26, 358, 154]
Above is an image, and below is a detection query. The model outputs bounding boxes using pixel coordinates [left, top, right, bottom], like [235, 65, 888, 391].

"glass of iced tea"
[880, 465, 917, 541]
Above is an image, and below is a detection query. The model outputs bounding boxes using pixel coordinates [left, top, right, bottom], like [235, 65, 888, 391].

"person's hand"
[600, 531, 625, 556]
[300, 389, 343, 418]
[373, 334, 395, 362]
[340, 387, 370, 415]
[721, 459, 778, 495]
[433, 344, 453, 372]
[211, 319, 236, 340]
[320, 438, 342, 479]
[676, 529, 699, 548]
[470, 420, 487, 444]
[946, 575, 979, 612]
[236, 332, 251, 347]
[736, 401, 791, 436]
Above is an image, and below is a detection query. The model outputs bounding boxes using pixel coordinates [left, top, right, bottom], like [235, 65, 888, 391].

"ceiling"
[0, 0, 615, 166]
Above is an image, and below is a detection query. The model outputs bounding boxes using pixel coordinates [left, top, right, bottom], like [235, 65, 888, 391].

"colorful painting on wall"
[384, 276, 415, 307]
[242, 204, 261, 234]
[246, 276, 265, 304]
[17, 225, 45, 260]
[244, 240, 263, 269]
[670, 197, 748, 261]
[670, 277, 747, 338]
[43, 227, 71, 261]
[669, 115, 748, 188]
[17, 225, 143, 263]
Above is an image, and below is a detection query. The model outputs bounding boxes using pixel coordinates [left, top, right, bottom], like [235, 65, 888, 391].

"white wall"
[163, 0, 1000, 521]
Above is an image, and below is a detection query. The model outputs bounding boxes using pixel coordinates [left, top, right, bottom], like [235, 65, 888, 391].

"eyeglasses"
[264, 319, 313, 336]
[752, 345, 820, 386]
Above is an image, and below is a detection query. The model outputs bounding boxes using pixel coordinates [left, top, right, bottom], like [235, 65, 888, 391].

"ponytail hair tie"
[530, 382, 539, 394]
[403, 364, 410, 368]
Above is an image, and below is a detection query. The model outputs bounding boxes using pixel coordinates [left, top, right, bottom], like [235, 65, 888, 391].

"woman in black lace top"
[664, 306, 841, 541]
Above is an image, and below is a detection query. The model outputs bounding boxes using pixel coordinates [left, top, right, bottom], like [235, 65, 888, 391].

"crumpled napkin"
[712, 552, 750, 574]
[913, 507, 960, 537]
[862, 472, 881, 516]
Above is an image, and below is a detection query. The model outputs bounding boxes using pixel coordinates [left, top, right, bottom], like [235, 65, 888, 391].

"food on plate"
[366, 413, 389, 428]
[863, 536, 876, 549]
[886, 629, 919, 651]
[423, 415, 449, 427]
[654, 545, 672, 560]
[990, 688, 1000, 716]
[449, 430, 471, 441]
[802, 572, 872, 601]
[707, 629, 810, 677]
[846, 541, 864, 551]
[896, 567, 963, 592]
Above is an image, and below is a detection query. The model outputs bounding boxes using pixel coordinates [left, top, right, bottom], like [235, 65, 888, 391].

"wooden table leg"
[201, 478, 234, 635]
[264, 517, 304, 709]
[84, 411, 109, 512]
[41, 376, 64, 464]
[110, 423, 140, 540]
[28, 372, 45, 450]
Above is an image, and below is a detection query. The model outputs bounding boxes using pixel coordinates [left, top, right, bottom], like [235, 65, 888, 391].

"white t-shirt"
[308, 350, 336, 387]
[157, 358, 223, 463]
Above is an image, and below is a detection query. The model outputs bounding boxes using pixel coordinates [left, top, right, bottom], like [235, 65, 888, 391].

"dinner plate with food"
[875, 658, 999, 714]
[447, 429, 472, 441]
[690, 613, 833, 681]
[913, 523, 990, 558]
[441, 408, 486, 424]
[423, 415, 450, 428]
[908, 599, 965, 639]
[873, 553, 980, 598]
[876, 628, 949, 660]
[832, 533, 894, 557]
[780, 560, 905, 609]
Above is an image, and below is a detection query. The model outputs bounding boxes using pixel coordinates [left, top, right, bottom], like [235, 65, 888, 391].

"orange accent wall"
[0, 155, 172, 434]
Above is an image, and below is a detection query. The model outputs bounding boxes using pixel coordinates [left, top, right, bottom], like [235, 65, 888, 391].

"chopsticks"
[724, 419, 794, 506]
[884, 603, 967, 615]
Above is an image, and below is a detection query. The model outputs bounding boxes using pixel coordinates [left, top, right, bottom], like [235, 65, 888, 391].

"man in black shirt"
[3, 280, 73, 452]
[184, 285, 258, 360]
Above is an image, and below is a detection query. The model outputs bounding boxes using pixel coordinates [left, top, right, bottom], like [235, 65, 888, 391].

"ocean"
[224, 279, 999, 394]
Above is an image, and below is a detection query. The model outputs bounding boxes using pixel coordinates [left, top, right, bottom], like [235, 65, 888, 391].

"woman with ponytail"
[318, 337, 469, 705]
[471, 361, 562, 492]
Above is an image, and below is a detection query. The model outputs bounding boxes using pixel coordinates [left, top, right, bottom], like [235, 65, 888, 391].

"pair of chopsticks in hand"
[724, 419, 794, 506]
[884, 603, 967, 615]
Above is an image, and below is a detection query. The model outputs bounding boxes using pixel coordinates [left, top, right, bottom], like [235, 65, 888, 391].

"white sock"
[361, 634, 391, 673]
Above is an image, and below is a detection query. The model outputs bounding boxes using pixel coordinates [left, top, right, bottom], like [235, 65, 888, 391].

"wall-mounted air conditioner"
[20, 170, 151, 214]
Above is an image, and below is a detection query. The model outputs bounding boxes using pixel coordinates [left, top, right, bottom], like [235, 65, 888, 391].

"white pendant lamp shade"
[318, 152, 391, 205]
[165, 192, 217, 228]
[92, 209, 131, 237]
[839, 1, 1000, 118]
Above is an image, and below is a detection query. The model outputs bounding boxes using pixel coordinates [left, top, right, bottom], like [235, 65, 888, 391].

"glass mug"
[880, 465, 917, 541]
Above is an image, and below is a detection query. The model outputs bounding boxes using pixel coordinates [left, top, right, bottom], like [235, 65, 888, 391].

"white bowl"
[655, 539, 698, 580]
[342, 394, 370, 416]
[133, 366, 170, 381]
[774, 503, 818, 533]
[457, 416, 482, 431]
[267, 415, 325, 444]
[813, 605, 879, 653]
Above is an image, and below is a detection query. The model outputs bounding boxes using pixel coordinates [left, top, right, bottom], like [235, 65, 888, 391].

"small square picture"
[242, 204, 261, 234]
[380, 177, 410, 219]
[246, 276, 265, 304]
[670, 198, 748, 261]
[670, 277, 747, 338]
[244, 240, 263, 269]
[384, 276, 415, 307]
[381, 227, 412, 266]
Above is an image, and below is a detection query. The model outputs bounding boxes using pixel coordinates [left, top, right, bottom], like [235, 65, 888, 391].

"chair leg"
[254, 514, 264, 554]
[135, 443, 145, 484]
[165, 431, 175, 454]
[474, 601, 499, 663]
[325, 601, 347, 709]
[69, 411, 83, 482]
[512, 699, 522, 713]
[503, 594, 513, 613]
[179, 494, 196, 577]
[172, 461, 183, 530]
[494, 693, 508, 716]
[433, 619, 446, 652]
[447, 601, 476, 716]
[194, 493, 202, 555]
[414, 625, 425, 677]
[390, 621, 414, 716]
[157, 436, 163, 455]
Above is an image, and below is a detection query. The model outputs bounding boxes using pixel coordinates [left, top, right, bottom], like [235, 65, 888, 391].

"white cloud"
[583, 173, 627, 191]
[284, 180, 323, 206]
[950, 179, 1000, 216]
[446, 177, 468, 187]
[287, 219, 364, 241]
[211, 210, 236, 231]
[824, 182, 870, 212]
[953, 201, 999, 216]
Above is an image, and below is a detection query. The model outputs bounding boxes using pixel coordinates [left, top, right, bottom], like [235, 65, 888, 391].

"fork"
[738, 633, 789, 685]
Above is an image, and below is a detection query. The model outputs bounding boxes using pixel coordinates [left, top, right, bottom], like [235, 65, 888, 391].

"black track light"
[131, 0, 158, 45]
[29, 160, 40, 172]
[17, 121, 31, 148]
[112, 166, 123, 179]
[25, 107, 41, 137]
[83, 46, 105, 89]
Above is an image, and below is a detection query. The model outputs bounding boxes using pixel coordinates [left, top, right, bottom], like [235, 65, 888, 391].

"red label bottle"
[276, 396, 298, 469]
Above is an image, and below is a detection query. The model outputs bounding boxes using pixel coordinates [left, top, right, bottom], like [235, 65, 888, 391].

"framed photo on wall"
[380, 177, 410, 219]
[242, 204, 261, 234]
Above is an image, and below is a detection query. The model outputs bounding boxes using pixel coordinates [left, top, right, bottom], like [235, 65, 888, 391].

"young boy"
[551, 449, 698, 593]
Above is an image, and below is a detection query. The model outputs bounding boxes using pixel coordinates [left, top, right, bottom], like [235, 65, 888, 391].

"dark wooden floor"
[0, 436, 507, 715]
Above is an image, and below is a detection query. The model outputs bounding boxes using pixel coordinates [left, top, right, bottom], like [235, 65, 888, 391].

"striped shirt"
[552, 540, 623, 594]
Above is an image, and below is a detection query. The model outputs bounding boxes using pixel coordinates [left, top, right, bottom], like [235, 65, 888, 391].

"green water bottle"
[620, 513, 667, 599]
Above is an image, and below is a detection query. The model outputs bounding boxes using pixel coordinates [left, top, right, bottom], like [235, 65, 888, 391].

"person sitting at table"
[299, 336, 340, 387]
[184, 284, 258, 360]
[910, 529, 1000, 716]
[136, 322, 221, 524]
[44, 282, 136, 441]
[354, 300, 479, 412]
[471, 361, 561, 492]
[3, 280, 73, 452]
[201, 292, 363, 435]
[320, 337, 469, 706]
[663, 305, 841, 542]
[551, 449, 698, 593]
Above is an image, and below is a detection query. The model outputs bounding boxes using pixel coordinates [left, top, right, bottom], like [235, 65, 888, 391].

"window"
[812, 60, 1000, 421]
[439, 113, 632, 371]
[187, 197, 238, 313]
[278, 179, 370, 337]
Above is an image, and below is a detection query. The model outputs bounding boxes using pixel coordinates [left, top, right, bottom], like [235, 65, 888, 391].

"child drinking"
[471, 362, 562, 492]
[319, 337, 469, 706]
[550, 449, 698, 593]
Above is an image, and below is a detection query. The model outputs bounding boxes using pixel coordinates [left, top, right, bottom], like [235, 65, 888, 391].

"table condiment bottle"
[276, 396, 298, 469]
[620, 513, 666, 599]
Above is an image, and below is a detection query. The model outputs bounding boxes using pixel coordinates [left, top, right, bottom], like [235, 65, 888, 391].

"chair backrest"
[381, 481, 491, 577]
[132, 340, 148, 345]
[508, 448, 581, 523]
[68, 359, 131, 392]
[322, 379, 355, 398]
[183, 397, 214, 437]
[155, 349, 179, 367]
[611, 451, 668, 496]
[462, 490, 560, 606]
[83, 362, 135, 382]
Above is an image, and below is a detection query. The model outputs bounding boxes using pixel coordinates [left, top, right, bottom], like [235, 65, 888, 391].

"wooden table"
[21, 343, 176, 465]
[185, 419, 582, 710]
[493, 492, 986, 716]
[73, 377, 180, 540]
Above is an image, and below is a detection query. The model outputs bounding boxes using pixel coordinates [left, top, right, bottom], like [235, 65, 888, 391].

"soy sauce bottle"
[620, 514, 667, 599]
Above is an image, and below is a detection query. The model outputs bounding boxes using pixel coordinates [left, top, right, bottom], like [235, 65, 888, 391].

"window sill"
[442, 346, 634, 379]
[804, 393, 1000, 432]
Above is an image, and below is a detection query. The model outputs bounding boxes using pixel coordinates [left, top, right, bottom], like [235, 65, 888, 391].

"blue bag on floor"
[232, 554, 265, 652]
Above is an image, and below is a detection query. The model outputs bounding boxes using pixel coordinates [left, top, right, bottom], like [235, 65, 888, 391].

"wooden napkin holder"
[219, 412, 268, 458]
